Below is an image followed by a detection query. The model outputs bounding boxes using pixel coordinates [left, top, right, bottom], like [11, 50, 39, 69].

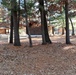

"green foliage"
[1, 0, 11, 10]
[21, 0, 35, 16]
[2, 0, 20, 11]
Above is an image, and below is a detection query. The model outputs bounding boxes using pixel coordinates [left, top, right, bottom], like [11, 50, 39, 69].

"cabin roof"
[0, 22, 10, 28]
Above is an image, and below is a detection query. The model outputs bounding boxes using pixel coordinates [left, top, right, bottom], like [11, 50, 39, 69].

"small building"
[26, 21, 54, 35]
[0, 22, 9, 34]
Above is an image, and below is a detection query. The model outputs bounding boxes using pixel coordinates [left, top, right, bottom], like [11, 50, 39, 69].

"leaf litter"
[0, 35, 76, 75]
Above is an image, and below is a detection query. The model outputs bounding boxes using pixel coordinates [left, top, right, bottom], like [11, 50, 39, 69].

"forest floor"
[0, 35, 76, 75]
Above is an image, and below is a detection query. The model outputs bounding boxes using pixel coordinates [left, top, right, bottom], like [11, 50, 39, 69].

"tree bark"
[24, 0, 32, 47]
[69, 18, 75, 36]
[44, 11, 52, 43]
[9, 12, 13, 43]
[9, 0, 14, 43]
[39, 0, 52, 44]
[17, 0, 20, 29]
[13, 0, 21, 46]
[65, 0, 71, 44]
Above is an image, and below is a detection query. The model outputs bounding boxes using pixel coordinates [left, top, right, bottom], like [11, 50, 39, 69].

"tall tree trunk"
[65, 0, 71, 44]
[62, 18, 65, 35]
[44, 11, 52, 43]
[9, 0, 14, 44]
[13, 0, 21, 46]
[9, 11, 13, 43]
[24, 0, 32, 47]
[17, 0, 20, 29]
[39, 0, 52, 44]
[69, 18, 75, 36]
[41, 7, 46, 44]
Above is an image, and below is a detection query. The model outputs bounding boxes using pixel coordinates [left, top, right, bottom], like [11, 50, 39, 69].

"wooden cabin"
[0, 22, 9, 34]
[26, 21, 54, 35]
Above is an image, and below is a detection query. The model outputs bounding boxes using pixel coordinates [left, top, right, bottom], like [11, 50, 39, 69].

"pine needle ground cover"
[0, 35, 76, 75]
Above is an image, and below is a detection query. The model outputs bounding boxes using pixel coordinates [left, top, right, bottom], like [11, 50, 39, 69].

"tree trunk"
[41, 7, 46, 44]
[44, 11, 52, 43]
[69, 18, 75, 36]
[52, 27, 54, 35]
[65, 0, 71, 44]
[13, 0, 21, 46]
[9, 0, 14, 43]
[24, 0, 32, 47]
[9, 12, 13, 43]
[17, 0, 20, 29]
[62, 18, 65, 35]
[39, 0, 52, 44]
